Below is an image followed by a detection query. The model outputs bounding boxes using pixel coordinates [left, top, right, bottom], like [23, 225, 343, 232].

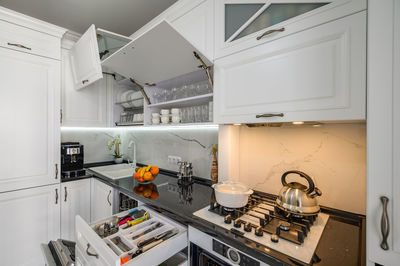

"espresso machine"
[61, 142, 85, 179]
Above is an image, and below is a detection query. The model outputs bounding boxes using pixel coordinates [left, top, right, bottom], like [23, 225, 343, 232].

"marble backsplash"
[61, 126, 219, 179]
[236, 123, 366, 215]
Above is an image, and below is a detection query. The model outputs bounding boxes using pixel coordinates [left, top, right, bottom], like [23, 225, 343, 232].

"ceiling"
[0, 0, 178, 36]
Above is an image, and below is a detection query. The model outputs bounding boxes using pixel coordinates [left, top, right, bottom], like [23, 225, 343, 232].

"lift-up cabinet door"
[70, 25, 131, 90]
[101, 21, 212, 86]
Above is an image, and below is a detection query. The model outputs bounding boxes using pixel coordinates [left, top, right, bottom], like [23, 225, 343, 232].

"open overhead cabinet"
[70, 21, 213, 98]
[70, 25, 131, 90]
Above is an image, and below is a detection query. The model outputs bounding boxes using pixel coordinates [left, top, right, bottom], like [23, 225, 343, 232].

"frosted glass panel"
[233, 3, 329, 40]
[225, 4, 263, 41]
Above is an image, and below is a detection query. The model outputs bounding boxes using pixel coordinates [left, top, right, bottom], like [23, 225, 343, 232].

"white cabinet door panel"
[171, 0, 214, 60]
[61, 179, 91, 241]
[61, 48, 109, 127]
[0, 184, 60, 266]
[0, 47, 60, 192]
[214, 12, 366, 124]
[91, 178, 113, 222]
[367, 1, 400, 265]
[70, 25, 103, 90]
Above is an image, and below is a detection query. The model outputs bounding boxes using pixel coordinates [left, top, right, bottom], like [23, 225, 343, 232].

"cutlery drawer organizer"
[79, 206, 187, 265]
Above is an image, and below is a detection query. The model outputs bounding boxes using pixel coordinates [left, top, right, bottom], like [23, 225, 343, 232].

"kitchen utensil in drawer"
[110, 236, 132, 253]
[131, 222, 163, 240]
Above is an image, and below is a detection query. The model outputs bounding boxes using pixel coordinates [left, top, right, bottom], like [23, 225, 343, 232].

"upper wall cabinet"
[70, 25, 131, 90]
[214, 0, 366, 59]
[214, 11, 366, 124]
[102, 21, 212, 87]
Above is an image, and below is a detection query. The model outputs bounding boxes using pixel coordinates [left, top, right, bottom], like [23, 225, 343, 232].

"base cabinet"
[91, 179, 114, 222]
[61, 179, 91, 241]
[214, 12, 366, 124]
[0, 184, 60, 266]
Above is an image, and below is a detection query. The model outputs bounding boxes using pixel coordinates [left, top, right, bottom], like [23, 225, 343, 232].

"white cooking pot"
[212, 181, 253, 208]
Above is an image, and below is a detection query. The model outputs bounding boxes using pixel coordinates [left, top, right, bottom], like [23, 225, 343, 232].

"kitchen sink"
[88, 164, 135, 180]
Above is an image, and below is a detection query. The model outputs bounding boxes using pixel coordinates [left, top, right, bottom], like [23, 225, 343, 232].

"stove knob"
[271, 233, 279, 243]
[224, 215, 232, 224]
[244, 222, 252, 232]
[234, 219, 242, 228]
[255, 226, 264, 237]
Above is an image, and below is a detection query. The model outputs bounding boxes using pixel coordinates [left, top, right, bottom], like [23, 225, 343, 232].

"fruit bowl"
[133, 165, 159, 184]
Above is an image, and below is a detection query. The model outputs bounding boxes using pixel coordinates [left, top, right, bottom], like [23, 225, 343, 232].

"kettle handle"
[281, 170, 315, 194]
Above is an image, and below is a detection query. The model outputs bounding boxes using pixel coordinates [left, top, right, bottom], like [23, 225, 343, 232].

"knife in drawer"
[132, 222, 163, 240]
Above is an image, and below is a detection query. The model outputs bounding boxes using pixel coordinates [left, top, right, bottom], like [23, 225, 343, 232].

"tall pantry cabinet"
[0, 6, 66, 265]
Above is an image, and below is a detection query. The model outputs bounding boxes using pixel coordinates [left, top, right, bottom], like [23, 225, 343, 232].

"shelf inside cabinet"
[148, 93, 213, 109]
[115, 122, 144, 127]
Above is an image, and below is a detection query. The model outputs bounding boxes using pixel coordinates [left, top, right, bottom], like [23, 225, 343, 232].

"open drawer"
[75, 206, 188, 266]
[70, 25, 131, 90]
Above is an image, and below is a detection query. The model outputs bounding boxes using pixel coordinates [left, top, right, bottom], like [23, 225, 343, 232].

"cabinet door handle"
[7, 42, 31, 50]
[86, 244, 99, 259]
[64, 187, 68, 202]
[256, 113, 284, 118]
[55, 189, 58, 204]
[55, 164, 58, 179]
[107, 190, 112, 206]
[380, 196, 390, 250]
[82, 79, 89, 84]
[256, 27, 285, 40]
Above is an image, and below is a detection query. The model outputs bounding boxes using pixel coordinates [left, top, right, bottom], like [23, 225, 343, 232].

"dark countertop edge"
[67, 161, 366, 266]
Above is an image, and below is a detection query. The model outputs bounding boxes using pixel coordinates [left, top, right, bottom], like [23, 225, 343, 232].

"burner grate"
[209, 193, 318, 244]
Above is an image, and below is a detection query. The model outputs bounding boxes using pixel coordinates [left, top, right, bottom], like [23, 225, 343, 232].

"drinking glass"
[201, 104, 209, 122]
[194, 106, 202, 122]
[171, 87, 178, 100]
[187, 107, 195, 123]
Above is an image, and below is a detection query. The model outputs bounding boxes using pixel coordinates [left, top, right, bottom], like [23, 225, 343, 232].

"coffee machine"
[61, 142, 85, 179]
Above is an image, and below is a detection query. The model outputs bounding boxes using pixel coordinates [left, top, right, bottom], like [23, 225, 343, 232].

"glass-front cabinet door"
[214, 0, 366, 58]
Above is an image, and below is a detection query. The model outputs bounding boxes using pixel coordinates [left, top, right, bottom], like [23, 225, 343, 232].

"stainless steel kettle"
[276, 170, 322, 216]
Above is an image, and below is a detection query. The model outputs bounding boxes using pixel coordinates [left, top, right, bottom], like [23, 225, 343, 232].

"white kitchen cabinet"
[214, 0, 366, 59]
[0, 184, 60, 266]
[91, 178, 114, 222]
[214, 11, 366, 124]
[61, 179, 91, 241]
[75, 206, 188, 266]
[61, 46, 112, 127]
[168, 0, 214, 60]
[367, 1, 400, 265]
[70, 25, 131, 90]
[0, 46, 61, 192]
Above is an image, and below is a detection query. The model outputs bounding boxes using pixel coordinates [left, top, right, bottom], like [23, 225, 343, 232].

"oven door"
[191, 242, 230, 266]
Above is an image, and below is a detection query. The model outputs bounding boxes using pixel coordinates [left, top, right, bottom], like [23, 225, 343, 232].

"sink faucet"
[127, 140, 137, 167]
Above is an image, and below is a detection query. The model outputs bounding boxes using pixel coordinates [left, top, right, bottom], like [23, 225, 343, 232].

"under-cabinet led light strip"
[61, 124, 219, 131]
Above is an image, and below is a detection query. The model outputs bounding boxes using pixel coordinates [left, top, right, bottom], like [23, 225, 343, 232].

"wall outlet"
[168, 155, 182, 164]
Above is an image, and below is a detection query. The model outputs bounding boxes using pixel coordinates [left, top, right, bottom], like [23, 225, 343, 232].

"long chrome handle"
[55, 189, 58, 204]
[64, 187, 68, 202]
[256, 27, 285, 40]
[7, 42, 31, 50]
[256, 113, 284, 118]
[107, 190, 112, 206]
[55, 164, 58, 179]
[86, 244, 99, 259]
[380, 196, 389, 250]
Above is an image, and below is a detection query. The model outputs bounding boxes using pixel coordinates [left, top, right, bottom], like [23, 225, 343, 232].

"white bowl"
[152, 113, 160, 118]
[171, 108, 180, 115]
[152, 118, 160, 124]
[171, 116, 180, 124]
[161, 116, 170, 124]
[160, 109, 170, 115]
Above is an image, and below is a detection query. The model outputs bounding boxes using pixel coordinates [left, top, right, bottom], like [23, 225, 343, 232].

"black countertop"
[76, 168, 365, 266]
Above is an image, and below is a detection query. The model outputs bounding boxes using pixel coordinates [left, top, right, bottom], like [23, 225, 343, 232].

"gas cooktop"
[193, 193, 329, 265]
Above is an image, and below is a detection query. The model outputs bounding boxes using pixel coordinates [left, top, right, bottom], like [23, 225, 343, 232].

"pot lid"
[213, 181, 251, 194]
